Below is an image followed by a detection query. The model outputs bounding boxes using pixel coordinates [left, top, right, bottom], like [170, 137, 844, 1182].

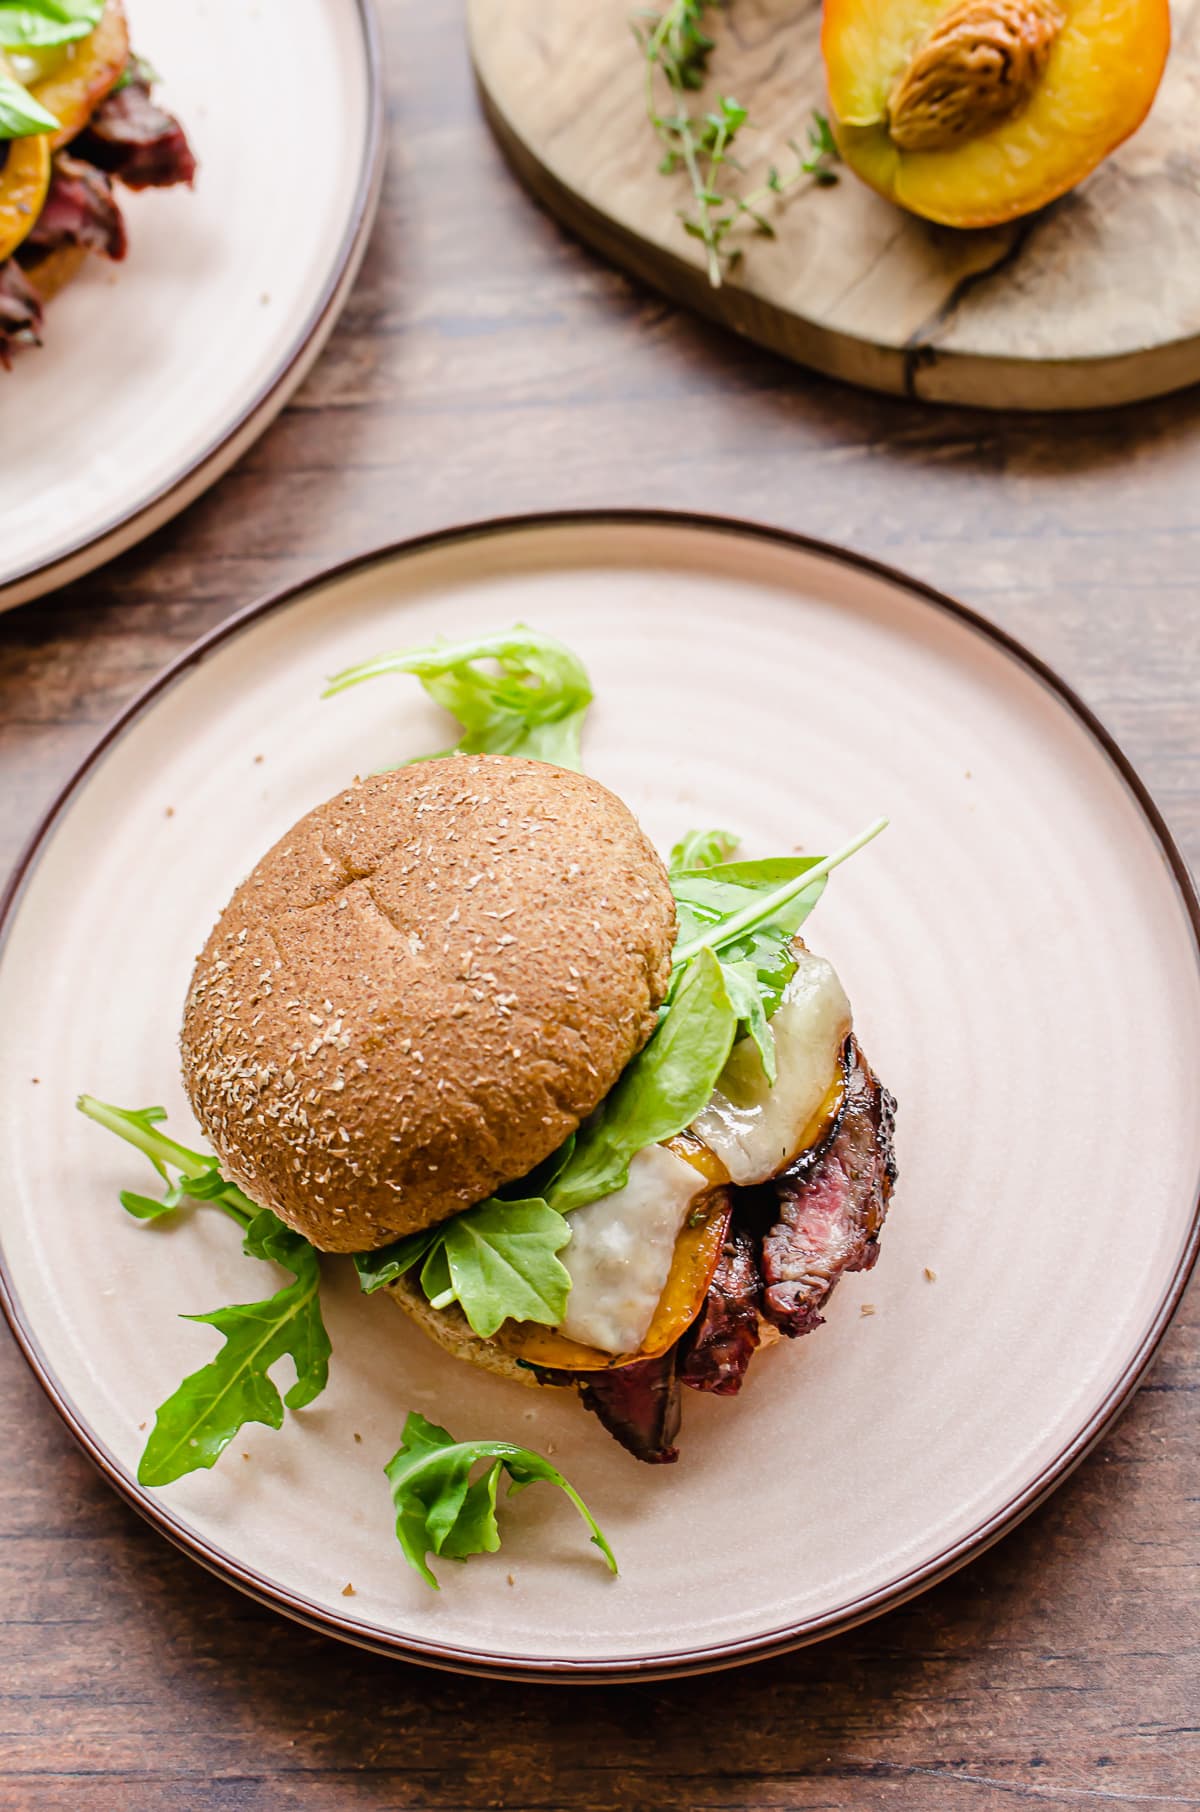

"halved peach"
[30, 0, 129, 151]
[822, 0, 1171, 229]
[0, 129, 51, 263]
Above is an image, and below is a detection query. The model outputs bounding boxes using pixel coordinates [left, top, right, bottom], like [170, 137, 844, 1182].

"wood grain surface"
[0, 0, 1197, 1805]
[470, 0, 1200, 411]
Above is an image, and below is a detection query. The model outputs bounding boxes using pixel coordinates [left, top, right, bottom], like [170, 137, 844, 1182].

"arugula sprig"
[386, 1412, 617, 1589]
[76, 1097, 331, 1486]
[0, 57, 56, 137]
[666, 819, 884, 1080]
[323, 626, 593, 772]
[633, 0, 839, 286]
[0, 1, 104, 48]
[0, 0, 105, 138]
[356, 1196, 573, 1340]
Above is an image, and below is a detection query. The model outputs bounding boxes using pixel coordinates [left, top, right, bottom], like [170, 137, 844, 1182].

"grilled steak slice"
[572, 1349, 682, 1464]
[761, 1039, 897, 1337]
[0, 260, 43, 366]
[679, 1226, 762, 1395]
[26, 154, 126, 260]
[75, 70, 197, 190]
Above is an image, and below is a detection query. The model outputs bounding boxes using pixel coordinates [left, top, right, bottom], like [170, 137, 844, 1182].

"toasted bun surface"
[385, 1269, 781, 1383]
[385, 1273, 552, 1387]
[181, 754, 676, 1252]
[24, 245, 87, 303]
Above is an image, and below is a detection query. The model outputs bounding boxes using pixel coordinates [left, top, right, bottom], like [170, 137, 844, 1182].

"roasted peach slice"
[29, 0, 129, 151]
[494, 1142, 734, 1374]
[822, 0, 1171, 228]
[0, 128, 51, 263]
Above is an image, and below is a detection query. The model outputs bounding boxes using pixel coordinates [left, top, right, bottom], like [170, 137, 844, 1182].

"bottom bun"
[386, 1271, 782, 1386]
[26, 245, 87, 303]
[385, 1273, 560, 1390]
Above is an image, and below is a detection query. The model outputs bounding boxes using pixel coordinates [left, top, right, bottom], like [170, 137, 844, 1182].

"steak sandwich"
[0, 0, 195, 366]
[179, 753, 897, 1464]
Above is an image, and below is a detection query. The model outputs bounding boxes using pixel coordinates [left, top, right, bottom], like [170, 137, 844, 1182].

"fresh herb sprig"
[386, 1413, 617, 1589]
[668, 819, 886, 1079]
[76, 1098, 332, 1486]
[0, 1, 104, 49]
[0, 60, 56, 136]
[324, 627, 593, 772]
[633, 0, 839, 286]
[0, 1, 105, 140]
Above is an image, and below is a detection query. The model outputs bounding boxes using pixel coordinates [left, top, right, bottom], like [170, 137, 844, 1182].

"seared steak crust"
[76, 74, 197, 189]
[26, 154, 127, 260]
[679, 1226, 762, 1395]
[552, 1037, 897, 1462]
[542, 1349, 683, 1465]
[0, 261, 43, 366]
[761, 1040, 898, 1337]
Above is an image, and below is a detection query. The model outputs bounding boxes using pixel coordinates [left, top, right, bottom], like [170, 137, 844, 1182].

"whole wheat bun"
[384, 1270, 781, 1379]
[181, 754, 676, 1252]
[23, 245, 87, 303]
[385, 1272, 549, 1387]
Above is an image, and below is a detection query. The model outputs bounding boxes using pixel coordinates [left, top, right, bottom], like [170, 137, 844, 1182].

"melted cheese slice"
[691, 949, 851, 1185]
[558, 1143, 707, 1355]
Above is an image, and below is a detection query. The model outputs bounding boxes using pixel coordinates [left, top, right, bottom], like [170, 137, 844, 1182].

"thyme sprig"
[633, 0, 839, 287]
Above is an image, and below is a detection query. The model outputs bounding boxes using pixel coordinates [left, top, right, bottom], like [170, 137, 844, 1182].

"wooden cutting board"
[468, 0, 1200, 411]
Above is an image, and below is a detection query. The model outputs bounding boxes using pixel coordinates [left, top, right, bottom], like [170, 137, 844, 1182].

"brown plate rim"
[1, 508, 1197, 1681]
[0, 0, 386, 610]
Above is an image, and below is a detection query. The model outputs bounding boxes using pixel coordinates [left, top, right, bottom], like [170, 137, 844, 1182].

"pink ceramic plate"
[1, 513, 1197, 1679]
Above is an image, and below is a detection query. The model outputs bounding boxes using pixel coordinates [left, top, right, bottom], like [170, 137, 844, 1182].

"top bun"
[180, 754, 676, 1252]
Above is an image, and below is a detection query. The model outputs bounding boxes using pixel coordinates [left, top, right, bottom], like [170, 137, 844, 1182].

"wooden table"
[2, 3, 1197, 1806]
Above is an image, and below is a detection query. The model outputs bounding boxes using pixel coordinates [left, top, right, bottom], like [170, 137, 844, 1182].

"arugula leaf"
[353, 1225, 440, 1295]
[0, 61, 57, 137]
[0, 1, 103, 48]
[111, 51, 157, 92]
[667, 822, 888, 1077]
[385, 1412, 617, 1589]
[323, 625, 593, 771]
[356, 1196, 572, 1340]
[76, 1096, 333, 1485]
[138, 1211, 330, 1487]
[545, 947, 738, 1213]
[716, 955, 777, 1084]
[668, 827, 739, 875]
[671, 822, 887, 970]
[436, 1198, 572, 1338]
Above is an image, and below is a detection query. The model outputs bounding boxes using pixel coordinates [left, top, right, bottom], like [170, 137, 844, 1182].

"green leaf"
[438, 1198, 572, 1338]
[671, 822, 887, 974]
[545, 947, 738, 1214]
[0, 62, 57, 137]
[76, 1096, 257, 1227]
[138, 1209, 330, 1486]
[77, 1096, 333, 1482]
[670, 856, 825, 1017]
[355, 1196, 572, 1340]
[668, 827, 739, 875]
[119, 1189, 178, 1222]
[323, 625, 593, 772]
[111, 51, 157, 92]
[353, 1226, 440, 1295]
[385, 1412, 618, 1590]
[717, 957, 776, 1085]
[0, 1, 103, 48]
